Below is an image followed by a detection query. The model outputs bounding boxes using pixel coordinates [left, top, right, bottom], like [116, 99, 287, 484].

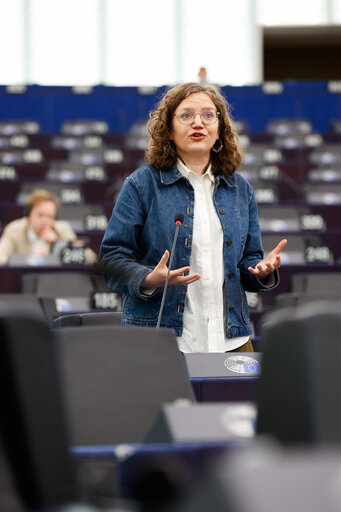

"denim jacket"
[100, 164, 279, 337]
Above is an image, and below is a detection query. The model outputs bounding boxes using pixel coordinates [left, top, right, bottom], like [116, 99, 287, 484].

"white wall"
[0, 0, 340, 87]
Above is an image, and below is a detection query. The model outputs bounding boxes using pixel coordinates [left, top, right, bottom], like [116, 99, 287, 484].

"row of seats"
[0, 268, 340, 339]
[2, 301, 341, 511]
[1, 118, 341, 339]
[3, 173, 341, 203]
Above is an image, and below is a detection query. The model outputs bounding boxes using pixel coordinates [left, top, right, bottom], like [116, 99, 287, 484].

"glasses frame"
[173, 109, 220, 125]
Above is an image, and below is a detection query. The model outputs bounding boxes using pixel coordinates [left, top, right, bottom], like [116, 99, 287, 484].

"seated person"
[0, 189, 97, 265]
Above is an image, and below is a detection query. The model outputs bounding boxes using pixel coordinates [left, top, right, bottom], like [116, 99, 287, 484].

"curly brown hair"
[145, 82, 243, 177]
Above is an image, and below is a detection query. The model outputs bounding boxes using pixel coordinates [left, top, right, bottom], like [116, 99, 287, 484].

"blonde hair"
[25, 189, 60, 214]
[146, 82, 243, 177]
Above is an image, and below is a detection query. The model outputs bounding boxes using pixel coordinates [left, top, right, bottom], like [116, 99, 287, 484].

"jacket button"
[226, 239, 233, 246]
[229, 306, 234, 313]
[228, 272, 234, 279]
[219, 208, 226, 214]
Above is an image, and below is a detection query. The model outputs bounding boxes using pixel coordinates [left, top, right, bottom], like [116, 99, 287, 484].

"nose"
[192, 113, 204, 126]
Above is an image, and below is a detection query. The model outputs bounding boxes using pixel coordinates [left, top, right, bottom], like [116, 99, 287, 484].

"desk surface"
[185, 352, 261, 378]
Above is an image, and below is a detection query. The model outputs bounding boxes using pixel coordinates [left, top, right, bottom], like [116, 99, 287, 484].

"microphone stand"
[156, 222, 181, 329]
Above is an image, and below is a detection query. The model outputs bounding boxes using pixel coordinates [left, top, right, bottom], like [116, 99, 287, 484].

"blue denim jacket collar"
[160, 163, 236, 188]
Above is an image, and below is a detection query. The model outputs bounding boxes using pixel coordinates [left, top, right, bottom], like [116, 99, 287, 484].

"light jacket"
[100, 164, 279, 337]
[0, 217, 97, 264]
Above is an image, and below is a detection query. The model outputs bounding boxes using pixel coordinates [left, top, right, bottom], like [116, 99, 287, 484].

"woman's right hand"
[141, 250, 201, 289]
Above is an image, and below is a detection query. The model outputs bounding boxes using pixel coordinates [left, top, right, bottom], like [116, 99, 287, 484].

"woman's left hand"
[248, 239, 287, 279]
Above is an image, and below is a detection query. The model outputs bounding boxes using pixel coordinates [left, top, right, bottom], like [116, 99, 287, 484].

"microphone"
[156, 212, 184, 329]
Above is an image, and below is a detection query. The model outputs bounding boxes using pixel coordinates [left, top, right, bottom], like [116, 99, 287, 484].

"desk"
[186, 352, 261, 402]
[191, 376, 259, 402]
[71, 440, 247, 501]
[71, 440, 251, 503]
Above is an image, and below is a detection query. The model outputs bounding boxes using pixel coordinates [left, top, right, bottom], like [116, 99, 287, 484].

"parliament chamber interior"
[1, 81, 341, 512]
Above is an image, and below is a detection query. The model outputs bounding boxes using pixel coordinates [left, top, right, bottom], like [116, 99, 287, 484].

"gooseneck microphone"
[156, 212, 184, 329]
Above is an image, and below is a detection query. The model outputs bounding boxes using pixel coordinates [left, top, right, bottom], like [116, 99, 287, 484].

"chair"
[58, 204, 108, 232]
[257, 302, 341, 445]
[329, 119, 341, 134]
[125, 119, 148, 149]
[252, 183, 278, 204]
[303, 183, 341, 204]
[53, 311, 122, 327]
[308, 166, 341, 182]
[46, 162, 108, 183]
[233, 119, 249, 135]
[308, 145, 341, 166]
[54, 325, 194, 445]
[22, 271, 100, 296]
[258, 206, 304, 232]
[273, 133, 323, 150]
[0, 312, 77, 509]
[16, 182, 84, 206]
[265, 232, 333, 265]
[291, 272, 341, 295]
[21, 272, 121, 321]
[266, 119, 312, 136]
[61, 120, 109, 135]
[0, 294, 53, 322]
[0, 120, 40, 135]
[242, 144, 282, 167]
[276, 292, 341, 309]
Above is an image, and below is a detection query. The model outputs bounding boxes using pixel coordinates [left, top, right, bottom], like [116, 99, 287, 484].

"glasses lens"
[177, 109, 217, 124]
[177, 111, 194, 124]
[201, 110, 217, 123]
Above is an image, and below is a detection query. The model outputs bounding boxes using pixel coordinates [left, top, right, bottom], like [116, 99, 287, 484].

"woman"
[100, 83, 286, 352]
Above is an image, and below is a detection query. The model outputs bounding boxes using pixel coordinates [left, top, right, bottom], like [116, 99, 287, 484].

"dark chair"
[329, 119, 341, 134]
[22, 271, 99, 296]
[266, 119, 312, 136]
[0, 294, 53, 323]
[21, 272, 121, 322]
[308, 166, 341, 182]
[258, 205, 305, 232]
[292, 272, 341, 295]
[303, 183, 341, 205]
[276, 292, 341, 309]
[46, 162, 108, 184]
[0, 120, 40, 135]
[262, 233, 305, 265]
[0, 312, 77, 509]
[55, 325, 194, 445]
[16, 181, 84, 206]
[53, 311, 122, 327]
[243, 144, 282, 167]
[308, 145, 341, 166]
[61, 120, 109, 135]
[57, 204, 108, 233]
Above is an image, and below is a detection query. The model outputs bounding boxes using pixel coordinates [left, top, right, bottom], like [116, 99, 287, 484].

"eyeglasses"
[174, 109, 220, 125]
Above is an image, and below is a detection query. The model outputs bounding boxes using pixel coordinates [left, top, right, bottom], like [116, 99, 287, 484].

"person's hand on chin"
[39, 226, 58, 245]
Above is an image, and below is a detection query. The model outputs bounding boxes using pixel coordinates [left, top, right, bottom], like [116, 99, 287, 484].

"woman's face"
[170, 92, 219, 163]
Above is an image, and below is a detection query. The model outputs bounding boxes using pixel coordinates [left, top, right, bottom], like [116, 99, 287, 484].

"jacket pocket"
[124, 294, 160, 322]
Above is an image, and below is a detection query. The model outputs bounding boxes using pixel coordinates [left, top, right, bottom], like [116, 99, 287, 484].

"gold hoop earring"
[212, 139, 223, 153]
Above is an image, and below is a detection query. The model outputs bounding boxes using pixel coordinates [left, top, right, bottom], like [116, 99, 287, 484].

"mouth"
[190, 132, 205, 140]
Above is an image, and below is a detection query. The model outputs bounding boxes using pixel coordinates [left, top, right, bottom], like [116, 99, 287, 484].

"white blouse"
[176, 159, 249, 353]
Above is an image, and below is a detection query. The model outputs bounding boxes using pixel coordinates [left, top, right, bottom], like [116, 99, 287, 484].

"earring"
[212, 139, 223, 153]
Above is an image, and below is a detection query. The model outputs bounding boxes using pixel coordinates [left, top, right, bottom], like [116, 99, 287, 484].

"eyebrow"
[179, 107, 215, 111]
